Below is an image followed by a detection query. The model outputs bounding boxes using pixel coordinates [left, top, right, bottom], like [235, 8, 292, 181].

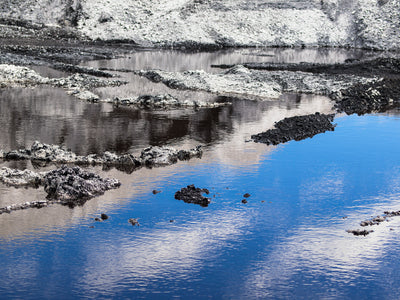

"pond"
[1, 48, 400, 299]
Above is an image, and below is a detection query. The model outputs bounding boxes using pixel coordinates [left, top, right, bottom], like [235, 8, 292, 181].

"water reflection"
[2, 47, 400, 299]
[0, 87, 333, 156]
[1, 114, 400, 298]
[83, 48, 373, 73]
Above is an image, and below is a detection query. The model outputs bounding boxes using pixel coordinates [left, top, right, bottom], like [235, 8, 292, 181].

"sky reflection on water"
[2, 113, 400, 299]
[1, 48, 400, 299]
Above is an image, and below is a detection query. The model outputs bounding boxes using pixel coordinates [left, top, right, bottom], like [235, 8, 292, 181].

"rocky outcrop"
[251, 113, 336, 145]
[1, 141, 203, 171]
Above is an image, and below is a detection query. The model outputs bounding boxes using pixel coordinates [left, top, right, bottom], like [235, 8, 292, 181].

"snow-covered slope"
[0, 0, 398, 50]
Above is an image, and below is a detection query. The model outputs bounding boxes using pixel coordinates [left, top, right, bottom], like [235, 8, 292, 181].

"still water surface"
[1, 48, 400, 299]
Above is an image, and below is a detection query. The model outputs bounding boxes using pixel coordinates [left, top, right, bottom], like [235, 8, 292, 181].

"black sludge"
[251, 113, 336, 145]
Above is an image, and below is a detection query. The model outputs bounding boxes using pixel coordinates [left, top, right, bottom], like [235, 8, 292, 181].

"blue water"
[2, 113, 400, 299]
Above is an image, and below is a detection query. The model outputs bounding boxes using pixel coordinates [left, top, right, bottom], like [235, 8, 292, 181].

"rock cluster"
[347, 209, 400, 236]
[346, 229, 374, 236]
[174, 184, 210, 207]
[1, 141, 203, 171]
[109, 94, 230, 109]
[42, 166, 121, 206]
[0, 166, 121, 214]
[0, 167, 43, 187]
[251, 113, 336, 145]
[0, 200, 50, 215]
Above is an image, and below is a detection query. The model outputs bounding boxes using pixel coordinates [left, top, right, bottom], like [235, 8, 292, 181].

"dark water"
[1, 48, 400, 299]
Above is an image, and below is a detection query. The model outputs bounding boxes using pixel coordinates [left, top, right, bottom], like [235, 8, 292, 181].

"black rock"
[243, 193, 251, 198]
[101, 213, 109, 220]
[242, 199, 248, 204]
[152, 190, 161, 194]
[129, 218, 140, 226]
[174, 184, 210, 207]
[346, 229, 374, 236]
[94, 217, 102, 222]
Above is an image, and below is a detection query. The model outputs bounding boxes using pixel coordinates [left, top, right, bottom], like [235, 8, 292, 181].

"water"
[1, 48, 400, 299]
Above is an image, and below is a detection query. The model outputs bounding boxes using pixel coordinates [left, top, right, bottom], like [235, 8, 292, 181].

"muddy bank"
[0, 165, 121, 214]
[1, 141, 203, 173]
[0, 64, 125, 101]
[251, 113, 336, 145]
[332, 78, 400, 115]
[212, 57, 400, 79]
[137, 66, 371, 101]
[212, 57, 400, 115]
[140, 57, 400, 116]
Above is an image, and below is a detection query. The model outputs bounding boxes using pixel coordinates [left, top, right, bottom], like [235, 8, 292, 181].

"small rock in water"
[152, 190, 161, 194]
[346, 229, 374, 236]
[129, 218, 140, 226]
[243, 193, 251, 198]
[94, 217, 102, 222]
[101, 213, 109, 220]
[174, 184, 210, 207]
[242, 199, 248, 204]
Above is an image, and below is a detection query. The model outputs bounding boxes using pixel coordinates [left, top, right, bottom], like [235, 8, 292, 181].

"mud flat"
[137, 65, 372, 101]
[213, 57, 400, 115]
